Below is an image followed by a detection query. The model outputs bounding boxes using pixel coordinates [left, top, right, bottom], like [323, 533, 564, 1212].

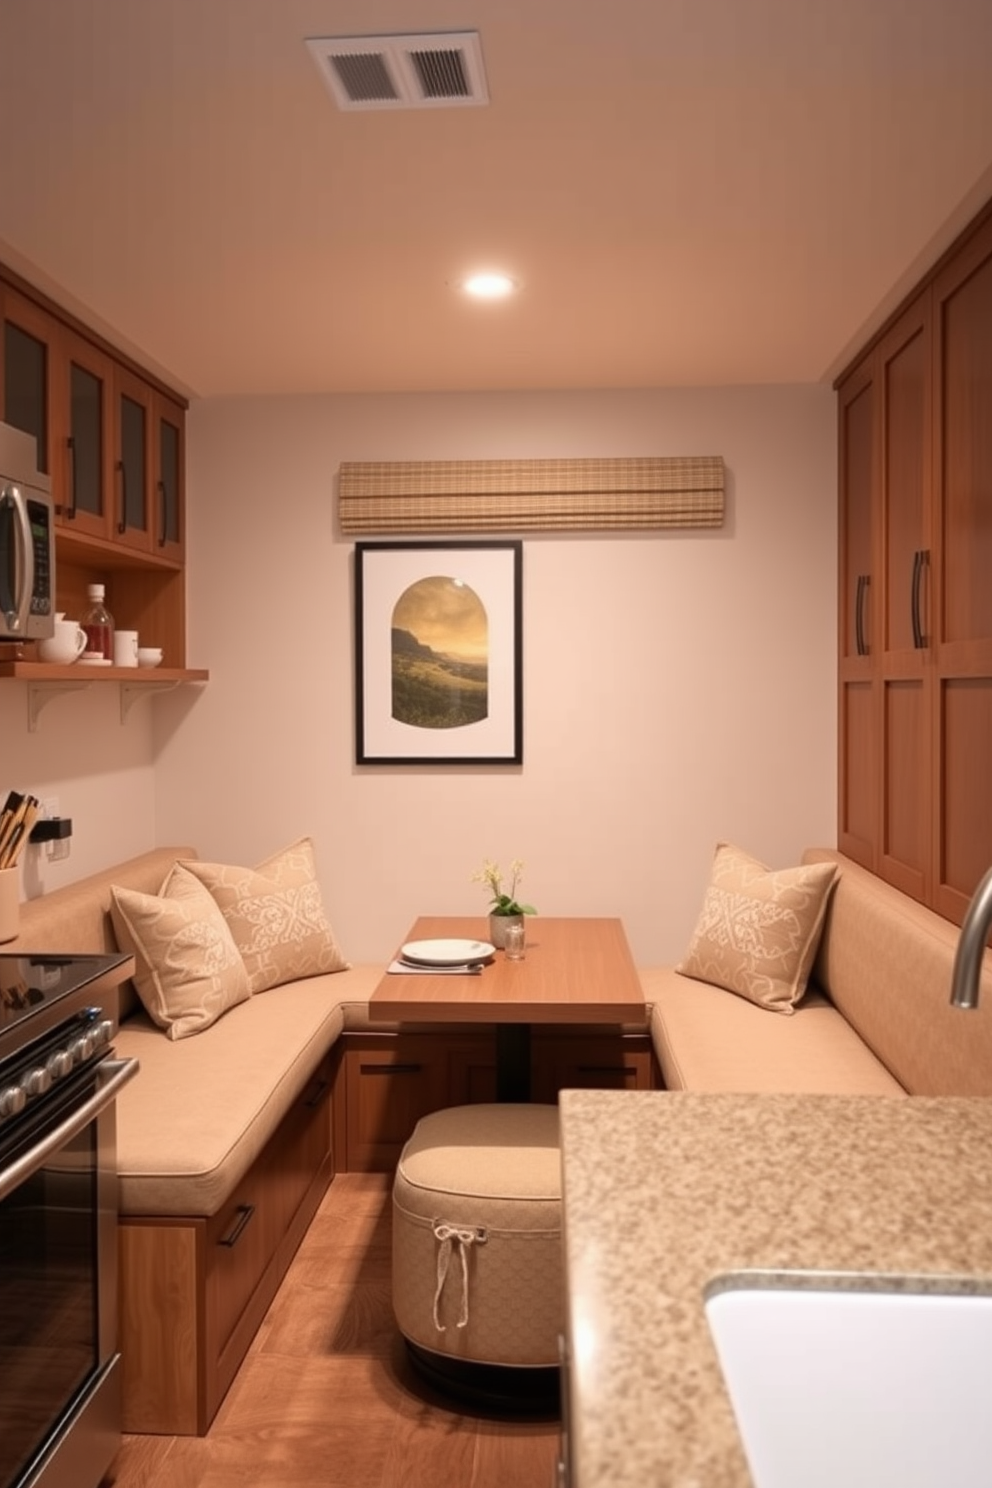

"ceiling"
[1, 0, 991, 401]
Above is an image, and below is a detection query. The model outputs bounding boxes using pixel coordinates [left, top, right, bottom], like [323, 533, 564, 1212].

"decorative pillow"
[676, 842, 838, 1014]
[178, 837, 349, 994]
[109, 871, 250, 1040]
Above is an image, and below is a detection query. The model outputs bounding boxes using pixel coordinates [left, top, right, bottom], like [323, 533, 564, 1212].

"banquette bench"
[643, 845, 992, 1098]
[12, 837, 990, 1435]
[11, 843, 655, 1434]
[14, 845, 384, 1435]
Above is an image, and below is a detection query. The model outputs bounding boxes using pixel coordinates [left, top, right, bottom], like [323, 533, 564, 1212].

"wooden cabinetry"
[332, 1026, 659, 1173]
[118, 1058, 334, 1436]
[0, 262, 193, 672]
[837, 204, 992, 920]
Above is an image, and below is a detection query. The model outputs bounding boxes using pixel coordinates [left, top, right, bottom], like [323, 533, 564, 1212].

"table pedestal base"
[496, 1022, 531, 1101]
[405, 1341, 560, 1417]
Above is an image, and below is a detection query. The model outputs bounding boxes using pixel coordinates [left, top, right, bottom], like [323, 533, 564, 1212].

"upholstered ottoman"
[392, 1103, 562, 1377]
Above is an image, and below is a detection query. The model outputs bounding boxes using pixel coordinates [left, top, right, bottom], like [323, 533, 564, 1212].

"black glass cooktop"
[0, 952, 129, 1048]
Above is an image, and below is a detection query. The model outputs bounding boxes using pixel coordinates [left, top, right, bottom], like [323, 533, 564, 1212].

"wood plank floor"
[103, 1174, 559, 1488]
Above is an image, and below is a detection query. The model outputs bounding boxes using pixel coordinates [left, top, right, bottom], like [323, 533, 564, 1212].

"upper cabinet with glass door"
[0, 274, 185, 569]
[1, 286, 55, 484]
[112, 367, 185, 562]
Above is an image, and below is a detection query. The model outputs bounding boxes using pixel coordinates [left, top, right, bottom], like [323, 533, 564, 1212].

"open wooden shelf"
[0, 661, 208, 683]
[0, 659, 209, 730]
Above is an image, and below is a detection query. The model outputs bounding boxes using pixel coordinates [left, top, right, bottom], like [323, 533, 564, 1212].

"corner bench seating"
[14, 847, 386, 1436]
[644, 847, 992, 1098]
[13, 841, 992, 1436]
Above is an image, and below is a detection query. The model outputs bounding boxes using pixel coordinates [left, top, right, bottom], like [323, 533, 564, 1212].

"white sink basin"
[705, 1274, 992, 1488]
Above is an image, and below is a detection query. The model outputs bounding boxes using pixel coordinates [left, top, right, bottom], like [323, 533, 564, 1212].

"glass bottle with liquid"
[80, 582, 114, 660]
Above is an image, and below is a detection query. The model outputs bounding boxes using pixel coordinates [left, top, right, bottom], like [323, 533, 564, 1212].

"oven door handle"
[0, 1057, 140, 1203]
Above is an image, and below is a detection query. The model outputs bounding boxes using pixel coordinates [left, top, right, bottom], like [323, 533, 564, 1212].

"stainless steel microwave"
[0, 420, 55, 642]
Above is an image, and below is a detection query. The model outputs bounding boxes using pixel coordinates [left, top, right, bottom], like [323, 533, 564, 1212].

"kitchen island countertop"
[559, 1089, 992, 1488]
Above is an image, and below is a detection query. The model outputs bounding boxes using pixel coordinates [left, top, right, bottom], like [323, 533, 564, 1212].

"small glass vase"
[489, 912, 524, 950]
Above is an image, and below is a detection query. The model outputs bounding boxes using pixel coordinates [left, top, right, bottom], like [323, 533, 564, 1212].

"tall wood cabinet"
[837, 204, 992, 923]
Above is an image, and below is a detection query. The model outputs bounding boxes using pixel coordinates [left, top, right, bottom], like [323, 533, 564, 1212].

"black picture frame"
[354, 540, 523, 765]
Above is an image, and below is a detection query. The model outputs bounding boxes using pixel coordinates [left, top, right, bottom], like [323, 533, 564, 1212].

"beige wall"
[1, 382, 838, 964]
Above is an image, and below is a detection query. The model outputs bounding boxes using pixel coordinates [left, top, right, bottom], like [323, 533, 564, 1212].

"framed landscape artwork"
[354, 540, 523, 765]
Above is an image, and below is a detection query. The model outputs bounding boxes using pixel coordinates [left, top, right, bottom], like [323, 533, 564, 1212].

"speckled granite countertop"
[558, 1090, 992, 1488]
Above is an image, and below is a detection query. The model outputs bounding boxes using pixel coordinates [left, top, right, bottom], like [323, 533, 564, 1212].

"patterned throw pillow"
[110, 872, 250, 1039]
[676, 842, 838, 1014]
[177, 838, 349, 994]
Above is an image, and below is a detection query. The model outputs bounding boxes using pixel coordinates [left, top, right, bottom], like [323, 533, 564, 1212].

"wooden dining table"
[369, 915, 646, 1100]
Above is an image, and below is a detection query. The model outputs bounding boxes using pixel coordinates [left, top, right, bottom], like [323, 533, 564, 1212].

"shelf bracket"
[120, 679, 180, 723]
[27, 680, 90, 732]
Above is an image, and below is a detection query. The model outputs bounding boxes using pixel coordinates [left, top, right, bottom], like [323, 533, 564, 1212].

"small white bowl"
[137, 648, 164, 668]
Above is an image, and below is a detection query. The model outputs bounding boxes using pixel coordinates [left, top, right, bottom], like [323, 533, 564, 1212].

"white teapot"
[38, 617, 87, 665]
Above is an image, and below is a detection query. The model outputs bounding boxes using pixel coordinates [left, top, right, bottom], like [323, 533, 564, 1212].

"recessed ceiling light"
[460, 272, 518, 299]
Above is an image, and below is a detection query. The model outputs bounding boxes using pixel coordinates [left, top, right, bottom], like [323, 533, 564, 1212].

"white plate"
[78, 656, 113, 666]
[400, 938, 495, 967]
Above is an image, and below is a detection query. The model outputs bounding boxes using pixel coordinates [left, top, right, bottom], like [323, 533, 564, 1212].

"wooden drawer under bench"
[118, 1054, 335, 1436]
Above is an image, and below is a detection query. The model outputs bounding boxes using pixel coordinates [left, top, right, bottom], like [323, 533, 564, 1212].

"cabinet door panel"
[154, 395, 185, 560]
[936, 232, 992, 649]
[935, 676, 992, 921]
[880, 676, 930, 900]
[839, 366, 875, 661]
[61, 329, 114, 539]
[112, 366, 154, 553]
[838, 678, 877, 867]
[1, 290, 52, 476]
[881, 304, 929, 656]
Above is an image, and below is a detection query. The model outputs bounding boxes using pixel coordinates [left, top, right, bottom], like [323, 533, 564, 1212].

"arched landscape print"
[391, 575, 489, 729]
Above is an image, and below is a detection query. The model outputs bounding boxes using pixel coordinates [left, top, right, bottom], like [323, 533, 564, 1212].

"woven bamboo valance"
[338, 456, 725, 534]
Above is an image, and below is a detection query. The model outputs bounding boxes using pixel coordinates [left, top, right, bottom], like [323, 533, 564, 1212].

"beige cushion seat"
[392, 1104, 562, 1368]
[114, 964, 385, 1216]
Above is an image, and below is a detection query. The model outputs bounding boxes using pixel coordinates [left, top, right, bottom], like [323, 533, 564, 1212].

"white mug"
[113, 629, 139, 667]
[38, 618, 87, 665]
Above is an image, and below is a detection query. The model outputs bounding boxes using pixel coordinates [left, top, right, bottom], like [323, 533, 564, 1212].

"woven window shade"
[338, 456, 724, 533]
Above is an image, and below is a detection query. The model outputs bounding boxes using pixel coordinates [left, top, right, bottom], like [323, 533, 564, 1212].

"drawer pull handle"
[360, 1063, 422, 1075]
[218, 1203, 255, 1248]
[305, 1076, 329, 1108]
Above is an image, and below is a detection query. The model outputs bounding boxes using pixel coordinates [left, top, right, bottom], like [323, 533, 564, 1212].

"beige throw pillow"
[178, 837, 349, 994]
[110, 870, 250, 1040]
[676, 842, 838, 1014]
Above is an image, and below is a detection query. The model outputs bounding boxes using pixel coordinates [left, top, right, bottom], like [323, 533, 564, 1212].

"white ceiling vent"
[306, 31, 489, 111]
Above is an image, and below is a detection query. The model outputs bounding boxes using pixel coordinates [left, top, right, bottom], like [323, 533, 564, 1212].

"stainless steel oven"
[0, 953, 138, 1488]
[0, 421, 55, 643]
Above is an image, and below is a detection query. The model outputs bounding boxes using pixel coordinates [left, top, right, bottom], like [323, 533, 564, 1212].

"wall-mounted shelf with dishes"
[0, 659, 210, 731]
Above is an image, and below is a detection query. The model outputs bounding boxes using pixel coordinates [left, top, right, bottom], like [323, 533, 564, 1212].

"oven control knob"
[94, 1020, 114, 1048]
[71, 1033, 96, 1062]
[22, 1067, 52, 1098]
[0, 1084, 27, 1119]
[47, 1049, 74, 1080]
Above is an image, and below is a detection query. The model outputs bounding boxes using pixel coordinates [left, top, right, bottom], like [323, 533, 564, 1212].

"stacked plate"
[398, 938, 495, 971]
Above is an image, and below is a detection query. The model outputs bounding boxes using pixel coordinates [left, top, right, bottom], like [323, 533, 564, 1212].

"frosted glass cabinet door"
[1, 287, 53, 478]
[62, 328, 114, 540]
[113, 365, 153, 554]
[154, 395, 185, 562]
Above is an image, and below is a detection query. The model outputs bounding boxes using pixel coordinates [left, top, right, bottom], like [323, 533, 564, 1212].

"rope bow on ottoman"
[392, 1104, 562, 1373]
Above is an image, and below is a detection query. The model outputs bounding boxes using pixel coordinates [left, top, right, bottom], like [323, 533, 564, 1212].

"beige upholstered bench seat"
[114, 964, 384, 1216]
[644, 970, 905, 1096]
[393, 1104, 562, 1369]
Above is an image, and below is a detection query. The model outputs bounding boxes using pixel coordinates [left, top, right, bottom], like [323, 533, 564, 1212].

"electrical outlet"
[40, 796, 60, 820]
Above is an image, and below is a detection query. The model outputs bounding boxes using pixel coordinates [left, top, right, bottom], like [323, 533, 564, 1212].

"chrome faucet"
[949, 866, 992, 1009]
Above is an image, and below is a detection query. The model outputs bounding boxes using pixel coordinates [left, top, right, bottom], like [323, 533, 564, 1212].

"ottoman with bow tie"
[391, 1103, 562, 1380]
